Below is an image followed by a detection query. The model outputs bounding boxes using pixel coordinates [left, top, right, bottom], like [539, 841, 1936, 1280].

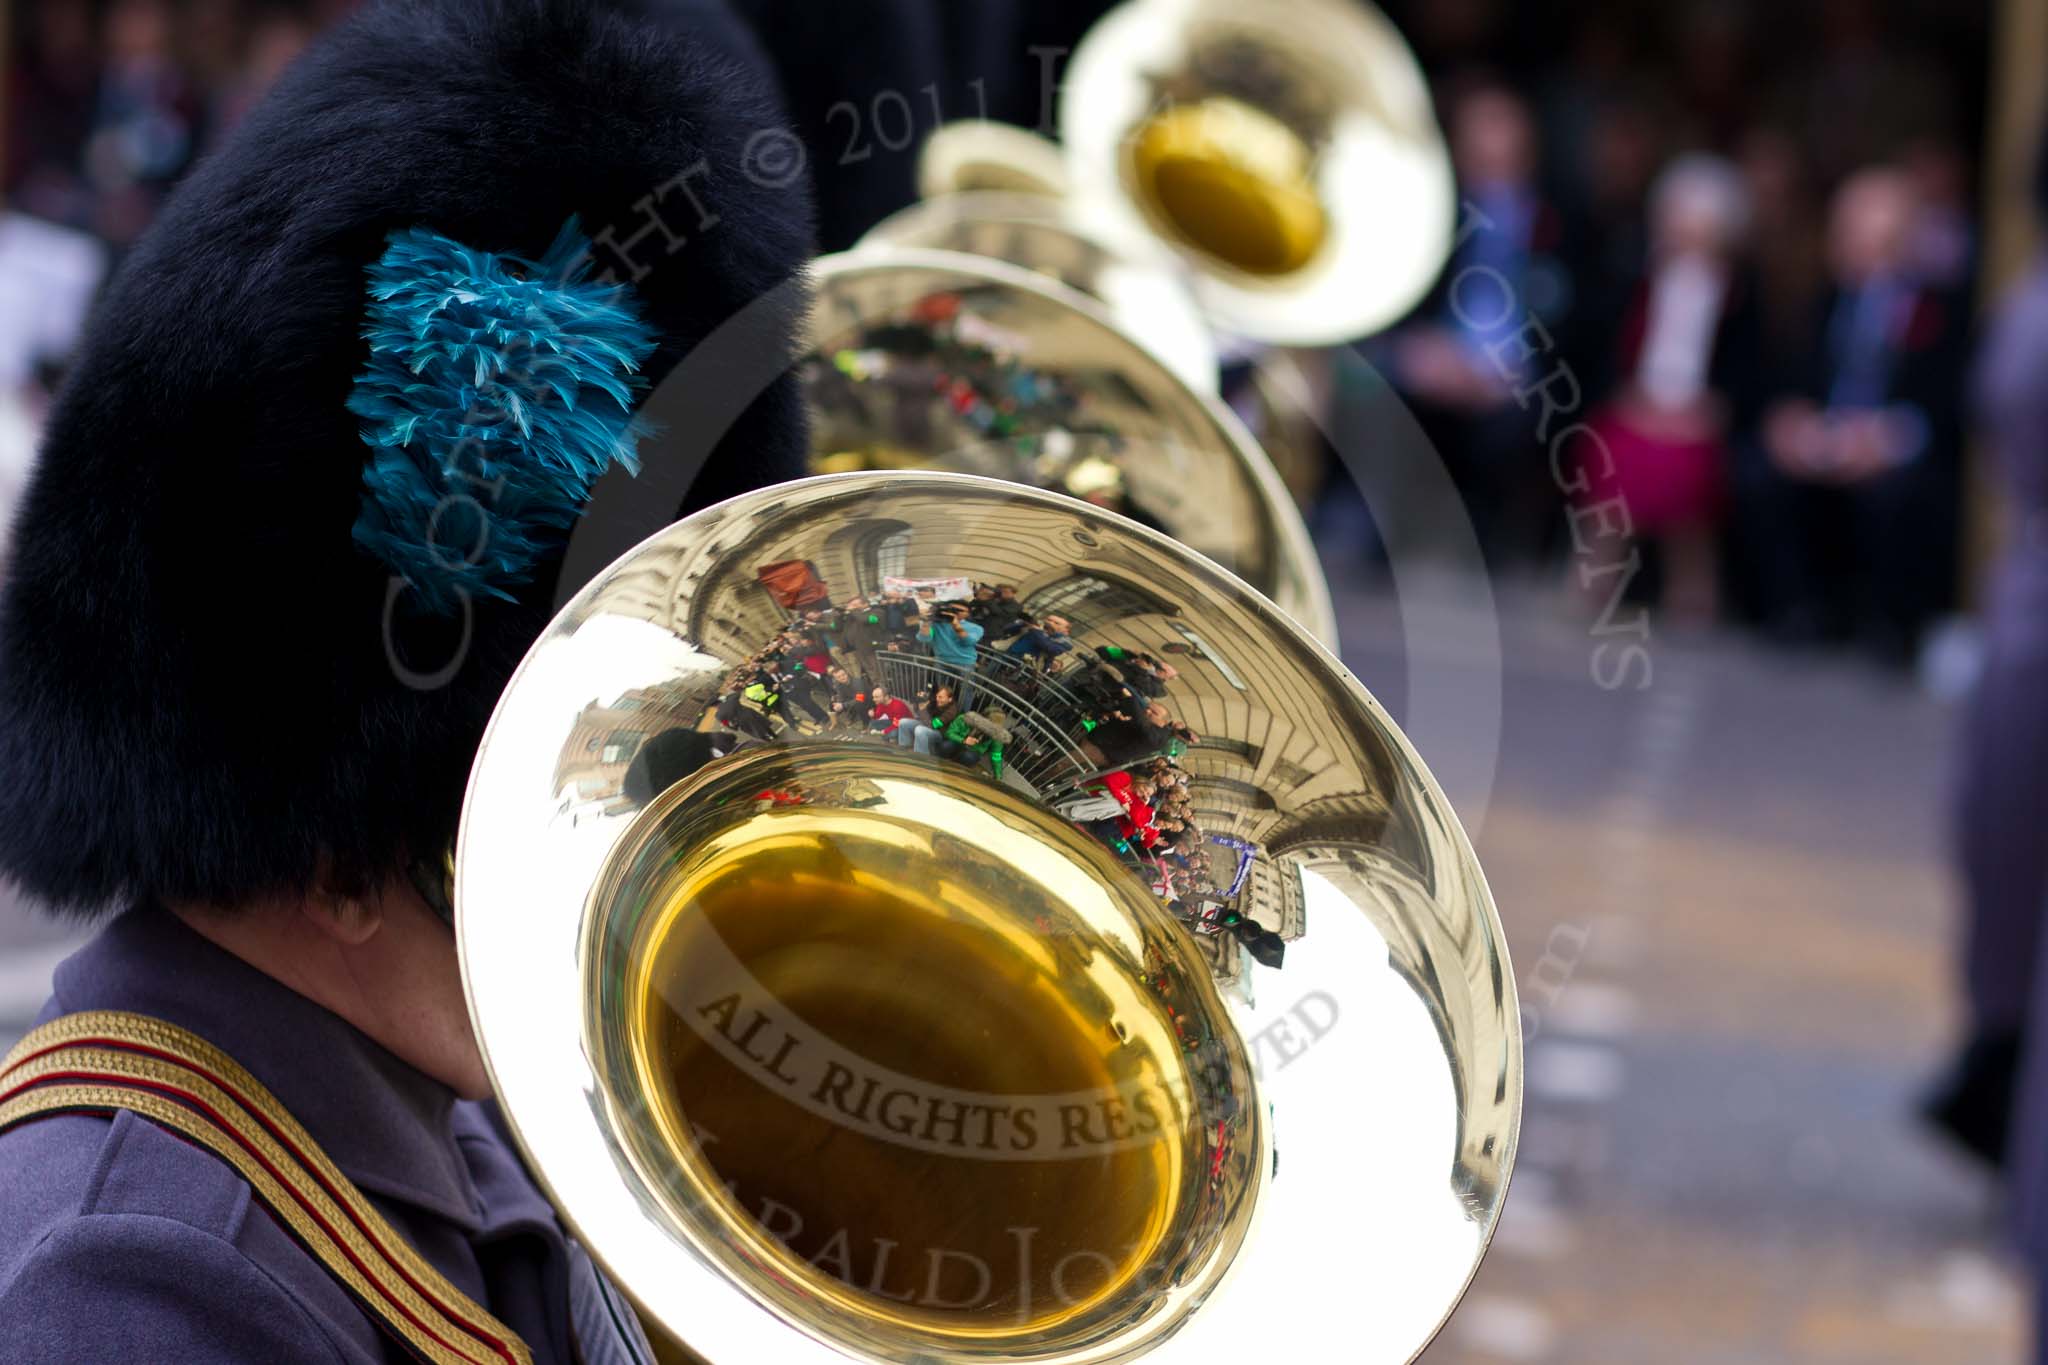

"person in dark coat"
[1573, 154, 1761, 622]
[980, 583, 1029, 637]
[0, 0, 814, 1358]
[1005, 612, 1073, 664]
[824, 663, 870, 728]
[1065, 651, 1144, 720]
[1376, 78, 1573, 570]
[1924, 242, 2048, 1175]
[1937, 148, 2048, 1365]
[1082, 700, 1176, 771]
[1095, 643, 1177, 699]
[1731, 165, 1969, 664]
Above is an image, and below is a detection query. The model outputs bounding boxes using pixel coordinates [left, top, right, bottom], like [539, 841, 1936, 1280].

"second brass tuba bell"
[797, 246, 1336, 646]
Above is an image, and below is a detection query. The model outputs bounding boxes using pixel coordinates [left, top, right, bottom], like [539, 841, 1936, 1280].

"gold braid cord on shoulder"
[0, 1010, 535, 1365]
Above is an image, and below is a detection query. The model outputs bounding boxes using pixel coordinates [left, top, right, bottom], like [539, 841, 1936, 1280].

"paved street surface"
[0, 569, 2027, 1361]
[1335, 576, 2028, 1365]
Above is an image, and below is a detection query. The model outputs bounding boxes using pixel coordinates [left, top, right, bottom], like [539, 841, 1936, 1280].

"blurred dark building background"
[0, 0, 2010, 664]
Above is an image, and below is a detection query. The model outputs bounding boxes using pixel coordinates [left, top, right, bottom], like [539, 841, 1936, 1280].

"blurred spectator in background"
[5, 0, 317, 251]
[206, 7, 316, 138]
[1734, 127, 1829, 400]
[1903, 136, 1978, 296]
[83, 0, 199, 246]
[1799, 0, 1959, 191]
[1732, 166, 1965, 665]
[1577, 154, 1753, 621]
[1668, 2, 1751, 151]
[1552, 85, 1662, 377]
[1384, 77, 1568, 572]
[6, 0, 101, 227]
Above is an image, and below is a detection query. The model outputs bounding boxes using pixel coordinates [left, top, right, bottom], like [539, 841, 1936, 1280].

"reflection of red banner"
[756, 559, 830, 609]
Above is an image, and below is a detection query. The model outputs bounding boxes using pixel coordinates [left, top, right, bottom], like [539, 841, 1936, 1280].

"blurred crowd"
[0, 0, 2011, 674]
[1, 0, 330, 515]
[1353, 0, 1993, 669]
[7, 0, 324, 243]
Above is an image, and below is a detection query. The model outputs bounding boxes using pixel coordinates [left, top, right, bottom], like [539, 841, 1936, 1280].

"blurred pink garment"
[1579, 254, 1735, 533]
[1581, 406, 1726, 533]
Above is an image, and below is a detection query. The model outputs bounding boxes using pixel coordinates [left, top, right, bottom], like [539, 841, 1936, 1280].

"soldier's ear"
[304, 888, 385, 946]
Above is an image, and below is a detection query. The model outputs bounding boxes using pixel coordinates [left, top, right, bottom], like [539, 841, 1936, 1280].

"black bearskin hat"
[0, 0, 815, 913]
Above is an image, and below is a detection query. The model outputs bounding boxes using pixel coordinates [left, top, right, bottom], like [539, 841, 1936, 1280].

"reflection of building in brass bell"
[798, 249, 1335, 647]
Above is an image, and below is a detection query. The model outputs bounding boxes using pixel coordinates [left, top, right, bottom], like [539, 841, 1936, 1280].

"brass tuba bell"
[886, 0, 1455, 349]
[457, 472, 1519, 1364]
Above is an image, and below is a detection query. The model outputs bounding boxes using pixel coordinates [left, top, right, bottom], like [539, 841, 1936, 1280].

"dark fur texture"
[0, 0, 815, 914]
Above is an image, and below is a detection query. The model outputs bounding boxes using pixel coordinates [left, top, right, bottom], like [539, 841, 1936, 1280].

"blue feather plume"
[348, 220, 656, 612]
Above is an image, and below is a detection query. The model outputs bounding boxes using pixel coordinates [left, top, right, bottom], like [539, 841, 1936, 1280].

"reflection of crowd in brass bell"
[803, 289, 1155, 525]
[705, 573, 1290, 970]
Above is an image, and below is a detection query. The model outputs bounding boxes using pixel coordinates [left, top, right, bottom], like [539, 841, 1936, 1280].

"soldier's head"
[0, 0, 815, 1090]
